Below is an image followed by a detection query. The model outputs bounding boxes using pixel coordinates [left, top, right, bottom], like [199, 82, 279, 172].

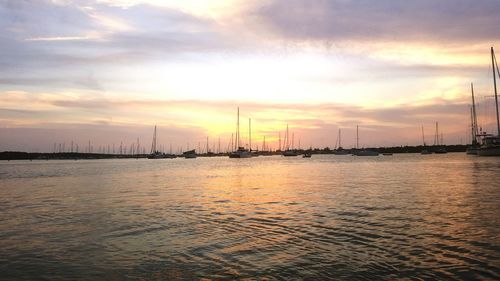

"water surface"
[1, 154, 499, 280]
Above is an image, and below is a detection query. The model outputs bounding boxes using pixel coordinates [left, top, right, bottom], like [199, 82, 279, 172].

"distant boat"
[283, 150, 298, 157]
[333, 128, 350, 155]
[354, 150, 380, 156]
[478, 47, 500, 156]
[183, 149, 197, 159]
[229, 107, 252, 158]
[302, 153, 312, 158]
[353, 125, 379, 156]
[432, 122, 447, 154]
[229, 147, 252, 158]
[434, 147, 448, 154]
[420, 125, 432, 155]
[148, 125, 164, 159]
[282, 124, 298, 157]
[467, 83, 480, 155]
[382, 153, 393, 156]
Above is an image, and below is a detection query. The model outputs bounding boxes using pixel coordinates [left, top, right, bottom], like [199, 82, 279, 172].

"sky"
[1, 0, 500, 152]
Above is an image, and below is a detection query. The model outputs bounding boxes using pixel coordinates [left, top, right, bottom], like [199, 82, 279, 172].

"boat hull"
[477, 146, 500, 156]
[354, 150, 379, 156]
[282, 150, 298, 157]
[466, 147, 479, 155]
[229, 151, 252, 158]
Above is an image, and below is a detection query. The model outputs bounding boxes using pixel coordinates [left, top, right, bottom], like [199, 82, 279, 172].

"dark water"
[0, 154, 499, 280]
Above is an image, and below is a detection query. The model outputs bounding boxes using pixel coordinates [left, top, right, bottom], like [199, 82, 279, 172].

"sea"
[0, 153, 499, 280]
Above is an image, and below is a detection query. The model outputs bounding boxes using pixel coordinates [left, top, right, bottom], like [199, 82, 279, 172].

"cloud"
[252, 0, 500, 44]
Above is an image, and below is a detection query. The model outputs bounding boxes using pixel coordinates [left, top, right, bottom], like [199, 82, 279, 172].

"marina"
[2, 1, 500, 280]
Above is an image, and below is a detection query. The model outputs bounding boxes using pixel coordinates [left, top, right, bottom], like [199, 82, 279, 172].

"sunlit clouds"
[1, 0, 500, 151]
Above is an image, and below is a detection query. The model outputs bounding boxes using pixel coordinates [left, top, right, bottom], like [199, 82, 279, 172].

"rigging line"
[494, 50, 500, 80]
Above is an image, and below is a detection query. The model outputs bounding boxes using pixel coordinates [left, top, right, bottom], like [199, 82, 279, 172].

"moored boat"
[353, 125, 379, 156]
[183, 149, 197, 158]
[229, 107, 252, 158]
[354, 149, 379, 156]
[478, 47, 500, 156]
[283, 150, 298, 157]
[229, 147, 252, 158]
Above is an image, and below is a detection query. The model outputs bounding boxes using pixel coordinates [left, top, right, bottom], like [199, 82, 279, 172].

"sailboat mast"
[471, 82, 478, 143]
[339, 129, 342, 148]
[150, 125, 157, 154]
[249, 118, 251, 151]
[279, 132, 281, 151]
[421, 125, 426, 146]
[230, 133, 234, 152]
[286, 124, 289, 150]
[491, 47, 500, 135]
[237, 107, 240, 149]
[356, 125, 359, 149]
[470, 107, 475, 144]
[435, 122, 439, 146]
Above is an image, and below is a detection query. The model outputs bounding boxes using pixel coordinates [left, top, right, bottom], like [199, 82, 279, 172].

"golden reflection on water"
[0, 154, 499, 280]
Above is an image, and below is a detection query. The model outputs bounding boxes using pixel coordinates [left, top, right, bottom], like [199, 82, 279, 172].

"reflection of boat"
[478, 47, 500, 156]
[229, 107, 252, 158]
[183, 149, 197, 159]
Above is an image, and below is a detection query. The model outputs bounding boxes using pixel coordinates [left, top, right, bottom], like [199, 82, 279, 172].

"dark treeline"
[1, 145, 467, 160]
[0, 152, 148, 161]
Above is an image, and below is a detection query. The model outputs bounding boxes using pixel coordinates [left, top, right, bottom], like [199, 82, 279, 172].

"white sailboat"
[478, 47, 500, 156]
[229, 107, 252, 158]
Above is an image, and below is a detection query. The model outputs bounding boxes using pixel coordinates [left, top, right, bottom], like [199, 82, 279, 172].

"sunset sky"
[2, 0, 500, 152]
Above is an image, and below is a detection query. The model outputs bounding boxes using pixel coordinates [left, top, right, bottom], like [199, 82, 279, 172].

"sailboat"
[420, 125, 432, 154]
[182, 149, 197, 158]
[260, 136, 273, 156]
[352, 125, 379, 156]
[282, 124, 298, 156]
[333, 128, 350, 155]
[148, 125, 164, 159]
[229, 107, 252, 158]
[433, 122, 447, 154]
[478, 47, 500, 156]
[466, 83, 480, 155]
